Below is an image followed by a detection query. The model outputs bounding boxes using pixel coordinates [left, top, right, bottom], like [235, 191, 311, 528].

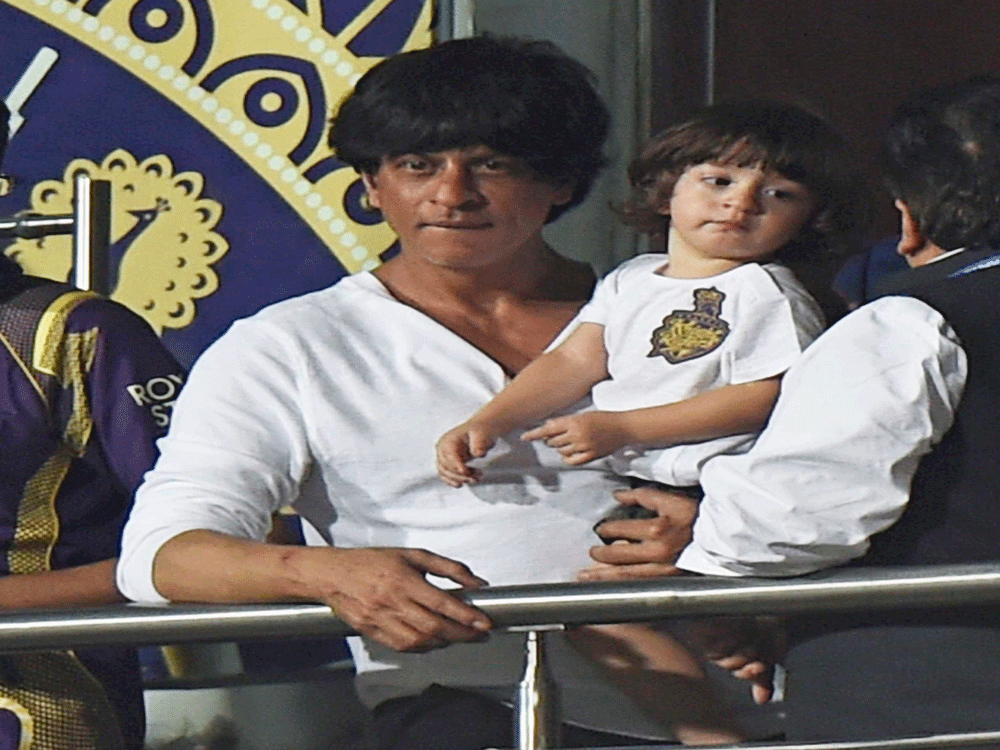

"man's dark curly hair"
[328, 35, 610, 223]
[885, 75, 1000, 251]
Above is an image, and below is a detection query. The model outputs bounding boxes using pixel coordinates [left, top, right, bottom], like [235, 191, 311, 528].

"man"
[670, 75, 1000, 742]
[117, 36, 718, 749]
[0, 100, 186, 748]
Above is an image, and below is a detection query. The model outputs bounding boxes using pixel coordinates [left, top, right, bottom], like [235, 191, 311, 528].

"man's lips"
[422, 221, 492, 229]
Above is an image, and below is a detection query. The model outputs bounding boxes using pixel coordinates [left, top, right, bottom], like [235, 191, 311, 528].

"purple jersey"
[0, 277, 185, 750]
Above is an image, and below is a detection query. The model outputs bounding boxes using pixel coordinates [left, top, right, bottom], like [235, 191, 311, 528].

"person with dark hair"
[670, 74, 1000, 742]
[0, 100, 186, 748]
[329, 35, 608, 225]
[118, 36, 704, 749]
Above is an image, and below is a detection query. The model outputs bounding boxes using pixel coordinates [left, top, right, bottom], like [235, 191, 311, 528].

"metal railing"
[2, 564, 1000, 748]
[0, 172, 111, 293]
[0, 563, 997, 650]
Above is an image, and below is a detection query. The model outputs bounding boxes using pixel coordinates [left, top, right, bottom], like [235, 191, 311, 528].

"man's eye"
[398, 157, 430, 172]
[480, 158, 514, 173]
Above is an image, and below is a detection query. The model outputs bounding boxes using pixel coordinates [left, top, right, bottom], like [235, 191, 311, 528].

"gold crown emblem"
[648, 287, 731, 364]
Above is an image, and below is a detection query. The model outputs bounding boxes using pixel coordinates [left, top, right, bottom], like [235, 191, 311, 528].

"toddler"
[437, 100, 865, 743]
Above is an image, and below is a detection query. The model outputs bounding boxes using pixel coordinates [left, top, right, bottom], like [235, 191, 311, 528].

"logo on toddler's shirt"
[648, 287, 730, 363]
[126, 374, 185, 428]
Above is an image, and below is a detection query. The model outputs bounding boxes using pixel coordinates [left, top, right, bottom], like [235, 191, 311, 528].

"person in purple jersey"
[0, 100, 185, 749]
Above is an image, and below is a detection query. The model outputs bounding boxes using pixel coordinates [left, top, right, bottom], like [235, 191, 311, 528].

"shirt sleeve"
[117, 317, 311, 602]
[724, 266, 825, 385]
[675, 296, 967, 577]
[74, 299, 187, 497]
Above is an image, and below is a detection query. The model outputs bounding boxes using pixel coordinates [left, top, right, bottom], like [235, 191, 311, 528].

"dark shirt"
[0, 275, 185, 749]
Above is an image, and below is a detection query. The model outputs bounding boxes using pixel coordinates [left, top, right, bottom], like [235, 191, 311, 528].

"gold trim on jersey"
[9, 290, 98, 576]
[33, 291, 94, 377]
[8, 447, 72, 576]
[0, 653, 125, 749]
[0, 695, 34, 750]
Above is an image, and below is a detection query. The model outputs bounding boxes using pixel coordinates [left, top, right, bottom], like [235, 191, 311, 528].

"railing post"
[72, 171, 111, 295]
[514, 629, 561, 749]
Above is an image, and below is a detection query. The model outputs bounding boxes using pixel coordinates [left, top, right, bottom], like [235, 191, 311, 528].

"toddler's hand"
[435, 423, 497, 487]
[521, 411, 629, 465]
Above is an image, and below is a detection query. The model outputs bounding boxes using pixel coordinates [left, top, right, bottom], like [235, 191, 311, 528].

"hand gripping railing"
[2, 564, 1000, 749]
[0, 172, 111, 293]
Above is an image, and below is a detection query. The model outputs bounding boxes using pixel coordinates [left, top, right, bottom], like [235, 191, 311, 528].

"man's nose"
[431, 163, 485, 209]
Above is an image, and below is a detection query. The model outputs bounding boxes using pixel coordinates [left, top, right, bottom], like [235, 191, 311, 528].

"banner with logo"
[0, 0, 431, 365]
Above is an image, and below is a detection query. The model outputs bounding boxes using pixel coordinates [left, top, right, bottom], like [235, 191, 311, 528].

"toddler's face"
[665, 162, 817, 264]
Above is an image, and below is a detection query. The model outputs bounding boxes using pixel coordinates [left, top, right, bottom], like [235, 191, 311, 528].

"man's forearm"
[150, 530, 494, 652]
[0, 559, 125, 609]
[151, 529, 311, 603]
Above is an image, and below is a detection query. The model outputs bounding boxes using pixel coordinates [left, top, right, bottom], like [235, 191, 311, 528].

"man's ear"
[895, 199, 945, 268]
[896, 199, 926, 256]
[360, 172, 381, 210]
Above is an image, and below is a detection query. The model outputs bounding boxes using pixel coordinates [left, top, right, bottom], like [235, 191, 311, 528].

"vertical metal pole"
[434, 0, 475, 40]
[452, 0, 475, 38]
[72, 171, 111, 295]
[514, 630, 561, 749]
[704, 0, 716, 104]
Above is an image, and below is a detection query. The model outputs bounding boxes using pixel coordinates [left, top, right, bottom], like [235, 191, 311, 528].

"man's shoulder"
[827, 295, 952, 352]
[218, 273, 391, 355]
[874, 247, 1000, 298]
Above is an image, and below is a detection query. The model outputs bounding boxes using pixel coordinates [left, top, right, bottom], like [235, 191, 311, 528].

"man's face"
[361, 145, 573, 270]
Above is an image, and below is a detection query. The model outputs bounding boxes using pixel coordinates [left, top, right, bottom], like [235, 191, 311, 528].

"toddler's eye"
[703, 176, 732, 187]
[766, 187, 802, 201]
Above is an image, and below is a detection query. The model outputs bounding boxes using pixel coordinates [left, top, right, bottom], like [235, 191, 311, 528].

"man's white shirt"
[676, 295, 967, 577]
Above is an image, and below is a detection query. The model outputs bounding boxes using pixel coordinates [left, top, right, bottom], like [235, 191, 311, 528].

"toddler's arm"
[523, 376, 781, 465]
[436, 322, 609, 486]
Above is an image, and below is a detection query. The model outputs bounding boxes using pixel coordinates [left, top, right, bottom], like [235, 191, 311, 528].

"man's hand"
[685, 617, 785, 705]
[522, 411, 630, 465]
[436, 423, 498, 487]
[310, 547, 493, 652]
[579, 487, 698, 580]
